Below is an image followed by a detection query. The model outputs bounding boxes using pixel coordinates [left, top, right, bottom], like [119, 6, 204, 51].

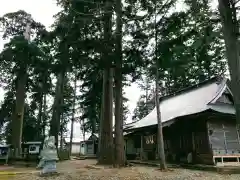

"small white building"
[80, 133, 98, 156]
[64, 138, 82, 155]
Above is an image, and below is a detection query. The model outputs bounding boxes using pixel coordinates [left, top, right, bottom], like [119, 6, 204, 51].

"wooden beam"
[140, 135, 143, 160]
[192, 132, 195, 151]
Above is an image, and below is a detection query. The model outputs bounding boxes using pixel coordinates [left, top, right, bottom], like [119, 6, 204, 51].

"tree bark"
[145, 77, 150, 114]
[114, 0, 125, 167]
[98, 72, 105, 157]
[60, 113, 64, 151]
[155, 74, 167, 169]
[92, 119, 96, 134]
[98, 68, 114, 164]
[37, 92, 43, 140]
[80, 119, 86, 141]
[218, 0, 240, 126]
[69, 72, 77, 157]
[98, 0, 114, 165]
[12, 69, 27, 157]
[42, 94, 47, 140]
[82, 120, 85, 141]
[50, 71, 65, 147]
[154, 0, 167, 169]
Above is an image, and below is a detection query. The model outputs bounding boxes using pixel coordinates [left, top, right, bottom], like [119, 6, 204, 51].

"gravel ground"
[2, 160, 240, 180]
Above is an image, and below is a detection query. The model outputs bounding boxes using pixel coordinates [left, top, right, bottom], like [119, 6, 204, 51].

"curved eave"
[124, 77, 233, 131]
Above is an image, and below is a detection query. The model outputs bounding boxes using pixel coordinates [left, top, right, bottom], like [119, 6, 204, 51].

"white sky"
[0, 0, 142, 139]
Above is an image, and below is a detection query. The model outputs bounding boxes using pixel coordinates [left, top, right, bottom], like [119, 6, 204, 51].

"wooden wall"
[165, 113, 213, 164]
[207, 115, 240, 156]
[124, 112, 234, 164]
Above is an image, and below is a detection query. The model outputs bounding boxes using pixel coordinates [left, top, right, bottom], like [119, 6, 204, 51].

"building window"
[30, 146, 36, 152]
[29, 145, 39, 154]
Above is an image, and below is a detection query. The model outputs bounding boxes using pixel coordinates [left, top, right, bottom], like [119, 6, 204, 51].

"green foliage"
[132, 76, 155, 121]
[0, 10, 51, 143]
[129, 0, 226, 121]
[60, 74, 75, 135]
[0, 94, 42, 143]
[79, 67, 102, 133]
[0, 10, 45, 39]
[132, 96, 152, 122]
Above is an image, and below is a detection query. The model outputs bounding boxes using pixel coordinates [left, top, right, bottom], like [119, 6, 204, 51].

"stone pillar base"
[41, 160, 57, 175]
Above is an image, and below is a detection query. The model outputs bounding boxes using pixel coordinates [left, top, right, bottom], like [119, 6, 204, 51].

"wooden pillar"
[222, 124, 228, 153]
[179, 135, 182, 149]
[206, 120, 211, 149]
[93, 140, 95, 155]
[206, 119, 215, 165]
[236, 125, 240, 146]
[192, 132, 195, 151]
[125, 139, 127, 155]
[140, 135, 143, 160]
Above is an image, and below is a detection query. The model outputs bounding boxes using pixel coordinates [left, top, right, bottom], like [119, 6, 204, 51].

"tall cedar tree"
[114, 0, 125, 166]
[218, 0, 240, 125]
[98, 0, 114, 165]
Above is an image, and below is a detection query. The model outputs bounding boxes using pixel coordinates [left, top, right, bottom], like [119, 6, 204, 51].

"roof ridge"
[208, 77, 228, 104]
[124, 76, 225, 128]
[160, 76, 223, 101]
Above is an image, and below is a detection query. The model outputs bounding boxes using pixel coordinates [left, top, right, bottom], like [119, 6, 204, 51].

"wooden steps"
[214, 155, 240, 164]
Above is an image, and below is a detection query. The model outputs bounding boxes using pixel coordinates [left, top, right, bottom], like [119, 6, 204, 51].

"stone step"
[129, 160, 240, 174]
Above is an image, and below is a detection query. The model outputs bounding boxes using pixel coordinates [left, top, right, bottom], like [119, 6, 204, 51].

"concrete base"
[76, 155, 97, 160]
[41, 160, 57, 175]
[39, 172, 60, 177]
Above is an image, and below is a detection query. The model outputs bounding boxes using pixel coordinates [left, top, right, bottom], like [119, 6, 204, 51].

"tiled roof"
[124, 77, 235, 130]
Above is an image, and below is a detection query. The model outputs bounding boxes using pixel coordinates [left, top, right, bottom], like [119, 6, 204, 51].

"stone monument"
[37, 136, 58, 175]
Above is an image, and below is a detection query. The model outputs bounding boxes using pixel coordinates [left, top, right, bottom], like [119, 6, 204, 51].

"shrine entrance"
[143, 134, 157, 160]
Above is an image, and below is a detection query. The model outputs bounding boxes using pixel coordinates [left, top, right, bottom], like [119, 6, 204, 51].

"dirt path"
[2, 160, 240, 180]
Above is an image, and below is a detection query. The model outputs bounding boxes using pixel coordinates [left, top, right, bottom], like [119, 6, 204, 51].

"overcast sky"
[0, 0, 142, 139]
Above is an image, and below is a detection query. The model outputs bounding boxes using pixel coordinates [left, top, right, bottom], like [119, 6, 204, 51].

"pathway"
[2, 159, 240, 180]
